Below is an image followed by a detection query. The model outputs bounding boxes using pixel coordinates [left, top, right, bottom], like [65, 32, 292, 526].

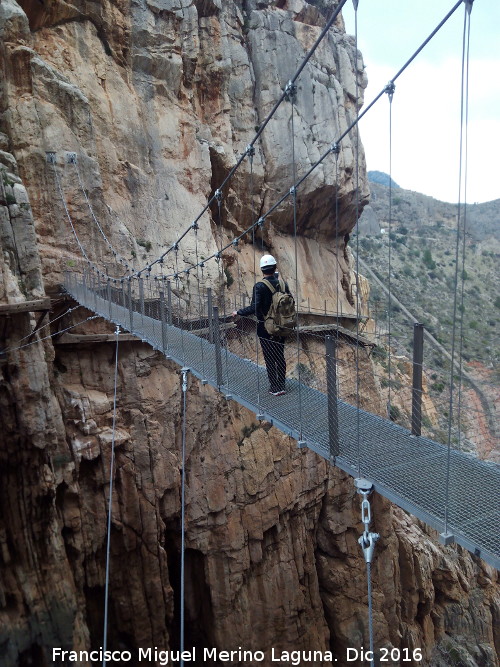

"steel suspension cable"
[161, 3, 468, 298]
[54, 1, 464, 290]
[367, 561, 375, 660]
[386, 84, 395, 419]
[334, 147, 340, 325]
[180, 368, 189, 666]
[103, 324, 120, 667]
[336, 0, 464, 146]
[444, 0, 473, 537]
[352, 0, 361, 477]
[75, 1, 349, 283]
[290, 90, 303, 439]
[194, 226, 206, 376]
[352, 6, 375, 663]
[66, 1, 466, 291]
[456, 10, 472, 454]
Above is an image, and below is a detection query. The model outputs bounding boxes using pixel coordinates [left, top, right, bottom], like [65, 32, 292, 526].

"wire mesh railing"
[64, 268, 500, 569]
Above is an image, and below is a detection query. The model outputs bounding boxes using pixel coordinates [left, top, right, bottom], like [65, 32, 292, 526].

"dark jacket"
[237, 273, 291, 323]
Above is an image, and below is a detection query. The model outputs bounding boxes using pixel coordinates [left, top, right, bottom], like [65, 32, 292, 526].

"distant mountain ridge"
[367, 170, 400, 189]
[355, 180, 499, 368]
[360, 180, 500, 243]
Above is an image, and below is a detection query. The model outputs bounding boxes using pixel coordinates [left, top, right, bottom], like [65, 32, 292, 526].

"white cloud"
[358, 58, 500, 203]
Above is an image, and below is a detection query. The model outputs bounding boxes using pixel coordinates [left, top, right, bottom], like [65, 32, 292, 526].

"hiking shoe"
[269, 389, 286, 396]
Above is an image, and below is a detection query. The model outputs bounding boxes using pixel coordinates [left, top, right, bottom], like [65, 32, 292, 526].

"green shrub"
[224, 267, 234, 288]
[423, 248, 436, 270]
[137, 239, 152, 252]
[389, 405, 401, 421]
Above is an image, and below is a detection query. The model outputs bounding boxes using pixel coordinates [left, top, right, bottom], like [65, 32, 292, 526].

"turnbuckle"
[355, 478, 379, 564]
[181, 368, 189, 393]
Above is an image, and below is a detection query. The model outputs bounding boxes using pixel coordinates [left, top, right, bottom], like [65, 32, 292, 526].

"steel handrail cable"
[73, 157, 132, 274]
[51, 160, 93, 267]
[1, 314, 99, 354]
[444, 0, 473, 537]
[0, 305, 81, 351]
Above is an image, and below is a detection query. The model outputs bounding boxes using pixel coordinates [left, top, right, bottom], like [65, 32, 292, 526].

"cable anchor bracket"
[330, 142, 341, 155]
[384, 81, 396, 103]
[284, 80, 297, 103]
[464, 0, 474, 15]
[45, 151, 57, 164]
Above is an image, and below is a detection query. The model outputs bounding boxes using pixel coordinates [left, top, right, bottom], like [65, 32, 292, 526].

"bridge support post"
[207, 288, 214, 343]
[92, 271, 98, 311]
[167, 280, 173, 326]
[326, 335, 339, 460]
[213, 306, 223, 387]
[107, 278, 112, 320]
[128, 279, 133, 333]
[82, 268, 87, 302]
[159, 290, 169, 357]
[139, 277, 145, 321]
[411, 323, 424, 436]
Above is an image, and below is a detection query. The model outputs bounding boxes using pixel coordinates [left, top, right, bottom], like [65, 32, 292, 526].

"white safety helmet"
[260, 254, 277, 269]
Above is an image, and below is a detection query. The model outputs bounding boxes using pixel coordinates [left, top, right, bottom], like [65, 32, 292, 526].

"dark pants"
[258, 323, 286, 392]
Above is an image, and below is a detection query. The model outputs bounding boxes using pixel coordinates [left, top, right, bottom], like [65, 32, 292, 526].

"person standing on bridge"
[232, 254, 293, 396]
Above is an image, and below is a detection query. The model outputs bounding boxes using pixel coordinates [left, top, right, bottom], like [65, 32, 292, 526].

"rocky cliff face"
[0, 1, 498, 666]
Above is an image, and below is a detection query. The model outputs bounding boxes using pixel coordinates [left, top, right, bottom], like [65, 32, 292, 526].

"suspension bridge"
[4, 0, 498, 662]
[46, 0, 498, 569]
[63, 268, 500, 570]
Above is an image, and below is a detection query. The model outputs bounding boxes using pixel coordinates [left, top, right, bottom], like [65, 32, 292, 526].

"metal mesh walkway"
[65, 276, 500, 570]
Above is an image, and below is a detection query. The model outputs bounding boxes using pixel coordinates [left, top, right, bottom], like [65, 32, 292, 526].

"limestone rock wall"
[0, 2, 499, 667]
[2, 0, 368, 313]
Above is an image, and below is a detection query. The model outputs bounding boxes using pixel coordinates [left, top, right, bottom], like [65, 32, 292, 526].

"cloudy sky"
[341, 0, 500, 203]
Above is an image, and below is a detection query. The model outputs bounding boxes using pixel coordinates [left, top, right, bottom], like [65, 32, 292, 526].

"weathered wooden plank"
[296, 323, 375, 347]
[0, 298, 51, 315]
[55, 332, 140, 345]
[190, 322, 236, 337]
